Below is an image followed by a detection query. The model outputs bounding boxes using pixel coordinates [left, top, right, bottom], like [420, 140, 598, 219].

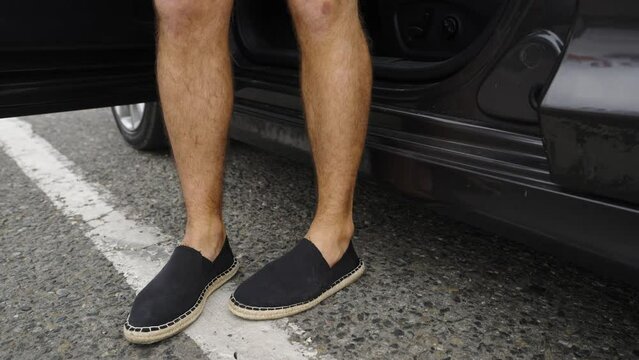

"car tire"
[111, 102, 169, 151]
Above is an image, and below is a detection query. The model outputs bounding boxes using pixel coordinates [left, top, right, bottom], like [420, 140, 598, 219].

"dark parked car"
[1, 0, 638, 282]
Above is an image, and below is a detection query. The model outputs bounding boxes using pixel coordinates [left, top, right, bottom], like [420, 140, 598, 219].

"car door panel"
[0, 0, 157, 117]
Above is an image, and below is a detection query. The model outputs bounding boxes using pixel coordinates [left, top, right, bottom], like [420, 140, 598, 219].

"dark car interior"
[233, 0, 507, 81]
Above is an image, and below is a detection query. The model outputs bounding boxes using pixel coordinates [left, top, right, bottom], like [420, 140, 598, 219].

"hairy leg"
[288, 0, 372, 266]
[155, 0, 234, 260]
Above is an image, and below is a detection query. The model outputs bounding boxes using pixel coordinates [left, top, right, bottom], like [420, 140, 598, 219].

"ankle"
[181, 219, 226, 261]
[305, 215, 354, 267]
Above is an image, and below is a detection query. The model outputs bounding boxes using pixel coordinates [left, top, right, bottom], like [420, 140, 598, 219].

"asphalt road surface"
[1, 109, 639, 360]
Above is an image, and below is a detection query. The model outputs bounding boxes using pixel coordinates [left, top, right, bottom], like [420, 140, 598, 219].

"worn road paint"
[0, 117, 319, 360]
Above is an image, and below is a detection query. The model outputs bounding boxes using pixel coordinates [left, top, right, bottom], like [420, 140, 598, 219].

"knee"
[288, 0, 348, 33]
[155, 0, 204, 23]
[155, 0, 231, 32]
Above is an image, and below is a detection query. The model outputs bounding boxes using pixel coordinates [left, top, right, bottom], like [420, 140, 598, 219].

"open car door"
[0, 0, 157, 118]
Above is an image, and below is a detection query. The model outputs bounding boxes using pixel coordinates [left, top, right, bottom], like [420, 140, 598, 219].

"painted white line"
[0, 117, 321, 360]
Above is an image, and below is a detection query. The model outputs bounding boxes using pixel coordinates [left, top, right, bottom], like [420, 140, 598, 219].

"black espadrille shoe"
[123, 239, 239, 344]
[229, 239, 364, 320]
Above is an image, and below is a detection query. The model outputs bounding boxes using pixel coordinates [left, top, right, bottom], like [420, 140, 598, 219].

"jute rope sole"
[123, 260, 240, 344]
[228, 262, 365, 320]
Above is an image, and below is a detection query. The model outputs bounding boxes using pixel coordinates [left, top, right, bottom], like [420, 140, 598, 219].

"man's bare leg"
[124, 1, 237, 343]
[289, 0, 372, 266]
[228, 0, 370, 319]
[155, 0, 234, 260]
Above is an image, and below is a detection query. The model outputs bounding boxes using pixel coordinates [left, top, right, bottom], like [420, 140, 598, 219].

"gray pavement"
[1, 108, 639, 359]
[0, 148, 205, 359]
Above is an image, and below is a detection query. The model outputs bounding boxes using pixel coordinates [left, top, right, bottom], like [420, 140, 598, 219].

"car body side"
[0, 0, 638, 283]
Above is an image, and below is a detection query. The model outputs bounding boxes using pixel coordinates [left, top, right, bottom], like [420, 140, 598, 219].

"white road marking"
[0, 117, 321, 360]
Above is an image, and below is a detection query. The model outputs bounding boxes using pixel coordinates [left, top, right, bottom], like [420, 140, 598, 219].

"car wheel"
[111, 102, 169, 151]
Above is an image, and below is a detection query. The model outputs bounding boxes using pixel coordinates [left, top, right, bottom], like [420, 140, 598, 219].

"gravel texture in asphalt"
[1, 108, 639, 359]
